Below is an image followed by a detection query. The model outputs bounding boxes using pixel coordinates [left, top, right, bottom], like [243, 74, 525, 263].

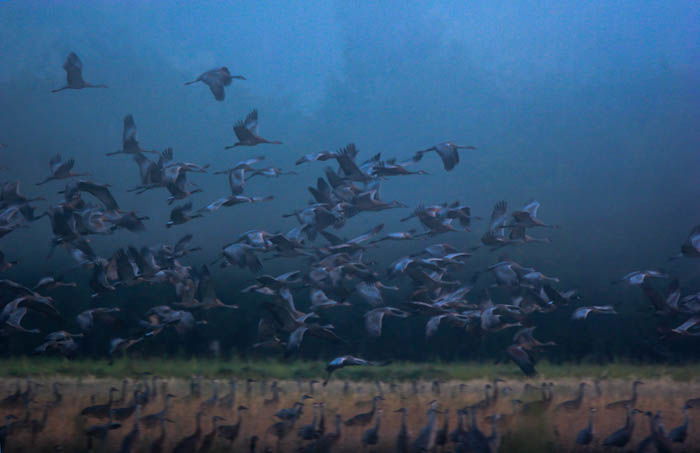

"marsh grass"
[2, 357, 700, 382]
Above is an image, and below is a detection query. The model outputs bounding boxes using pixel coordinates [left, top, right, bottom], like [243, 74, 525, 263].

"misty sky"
[0, 0, 699, 306]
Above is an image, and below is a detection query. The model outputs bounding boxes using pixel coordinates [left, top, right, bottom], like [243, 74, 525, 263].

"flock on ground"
[0, 51, 698, 450]
[0, 376, 699, 452]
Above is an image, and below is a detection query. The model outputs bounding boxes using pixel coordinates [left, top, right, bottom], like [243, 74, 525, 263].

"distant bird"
[173, 411, 204, 453]
[81, 387, 119, 418]
[84, 410, 122, 450]
[185, 67, 245, 101]
[668, 403, 690, 444]
[306, 413, 342, 453]
[149, 418, 169, 453]
[605, 380, 643, 410]
[572, 305, 617, 320]
[107, 114, 158, 156]
[411, 402, 440, 453]
[218, 405, 248, 445]
[364, 307, 410, 337]
[0, 414, 18, 452]
[324, 356, 389, 385]
[52, 52, 107, 93]
[199, 415, 225, 453]
[412, 142, 476, 171]
[118, 404, 141, 453]
[345, 395, 383, 427]
[616, 270, 668, 285]
[672, 224, 700, 259]
[225, 110, 282, 148]
[36, 154, 88, 185]
[555, 382, 586, 411]
[507, 200, 558, 229]
[602, 407, 640, 449]
[395, 408, 410, 453]
[361, 408, 382, 449]
[575, 408, 596, 446]
[167, 202, 202, 228]
[506, 344, 537, 376]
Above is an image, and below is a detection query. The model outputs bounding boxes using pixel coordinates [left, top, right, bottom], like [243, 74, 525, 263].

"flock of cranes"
[0, 50, 698, 451]
[0, 376, 698, 452]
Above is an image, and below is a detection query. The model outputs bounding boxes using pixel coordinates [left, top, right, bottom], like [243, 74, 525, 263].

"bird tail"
[184, 80, 197, 85]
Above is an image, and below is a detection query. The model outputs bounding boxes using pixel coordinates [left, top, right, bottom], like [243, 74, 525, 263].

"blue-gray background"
[0, 1, 699, 360]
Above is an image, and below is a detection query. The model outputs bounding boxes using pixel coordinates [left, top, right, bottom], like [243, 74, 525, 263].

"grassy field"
[2, 374, 700, 452]
[1, 357, 700, 381]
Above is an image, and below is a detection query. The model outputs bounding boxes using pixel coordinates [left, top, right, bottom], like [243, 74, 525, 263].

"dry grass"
[1, 376, 700, 452]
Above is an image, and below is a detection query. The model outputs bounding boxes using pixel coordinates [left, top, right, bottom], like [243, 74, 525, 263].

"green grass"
[1, 357, 699, 381]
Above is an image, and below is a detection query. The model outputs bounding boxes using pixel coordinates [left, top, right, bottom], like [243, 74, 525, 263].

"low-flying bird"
[36, 155, 89, 185]
[323, 356, 389, 385]
[412, 142, 477, 171]
[52, 52, 107, 93]
[225, 110, 282, 148]
[572, 305, 617, 320]
[185, 67, 245, 101]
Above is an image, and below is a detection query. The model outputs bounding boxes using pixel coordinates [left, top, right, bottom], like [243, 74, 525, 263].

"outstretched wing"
[64, 52, 84, 86]
[364, 308, 386, 337]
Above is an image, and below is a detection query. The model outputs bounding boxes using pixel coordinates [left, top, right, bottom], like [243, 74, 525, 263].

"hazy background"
[0, 1, 699, 361]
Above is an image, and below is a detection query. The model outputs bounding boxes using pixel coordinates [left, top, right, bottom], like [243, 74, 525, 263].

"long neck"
[631, 383, 639, 401]
[626, 412, 635, 432]
[576, 384, 585, 402]
[194, 414, 202, 435]
[428, 410, 438, 430]
[236, 409, 244, 427]
[490, 419, 499, 440]
[469, 410, 477, 430]
[492, 381, 499, 401]
[335, 416, 342, 435]
[375, 413, 382, 430]
[40, 406, 49, 425]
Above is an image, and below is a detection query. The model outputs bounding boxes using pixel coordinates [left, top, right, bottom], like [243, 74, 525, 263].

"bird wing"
[489, 201, 508, 233]
[287, 326, 308, 352]
[244, 110, 259, 135]
[425, 315, 447, 338]
[207, 81, 225, 101]
[435, 146, 459, 171]
[364, 308, 386, 337]
[348, 224, 384, 244]
[356, 281, 383, 306]
[77, 181, 119, 211]
[122, 114, 138, 146]
[64, 52, 84, 85]
[571, 307, 592, 320]
[49, 154, 63, 173]
[506, 345, 537, 376]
